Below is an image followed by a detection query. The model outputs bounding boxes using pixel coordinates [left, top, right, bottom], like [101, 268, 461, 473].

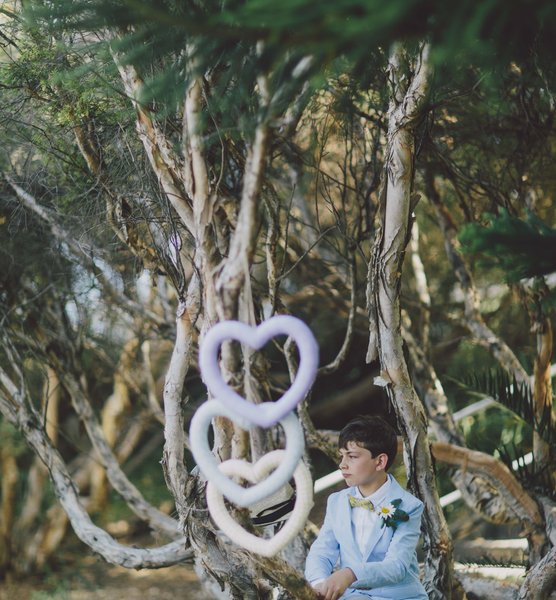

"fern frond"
[460, 369, 554, 445]
[498, 442, 555, 498]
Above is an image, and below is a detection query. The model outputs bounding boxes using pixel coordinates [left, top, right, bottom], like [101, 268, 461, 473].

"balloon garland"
[189, 315, 318, 556]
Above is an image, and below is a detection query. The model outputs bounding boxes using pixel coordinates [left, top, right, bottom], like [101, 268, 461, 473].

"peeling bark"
[365, 42, 456, 599]
[518, 546, 556, 600]
[409, 222, 431, 355]
[114, 60, 195, 234]
[162, 297, 195, 521]
[216, 120, 269, 320]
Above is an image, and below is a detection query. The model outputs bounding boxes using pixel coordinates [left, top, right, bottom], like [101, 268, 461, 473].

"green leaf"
[457, 368, 555, 445]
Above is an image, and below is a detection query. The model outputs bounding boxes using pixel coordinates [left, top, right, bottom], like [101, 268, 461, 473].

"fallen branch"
[431, 442, 544, 531]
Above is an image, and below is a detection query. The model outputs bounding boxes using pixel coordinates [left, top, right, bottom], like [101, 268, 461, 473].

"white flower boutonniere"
[378, 502, 395, 519]
[376, 498, 409, 530]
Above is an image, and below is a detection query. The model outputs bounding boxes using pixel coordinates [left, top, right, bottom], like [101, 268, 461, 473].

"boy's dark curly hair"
[338, 415, 398, 470]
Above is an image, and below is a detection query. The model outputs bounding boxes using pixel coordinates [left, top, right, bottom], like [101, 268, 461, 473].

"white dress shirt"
[351, 476, 391, 556]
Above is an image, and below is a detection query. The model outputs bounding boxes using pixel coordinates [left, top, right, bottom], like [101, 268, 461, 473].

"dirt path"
[0, 557, 210, 600]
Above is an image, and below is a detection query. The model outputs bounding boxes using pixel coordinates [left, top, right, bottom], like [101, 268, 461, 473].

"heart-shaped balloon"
[189, 400, 305, 507]
[199, 315, 319, 428]
[206, 450, 313, 557]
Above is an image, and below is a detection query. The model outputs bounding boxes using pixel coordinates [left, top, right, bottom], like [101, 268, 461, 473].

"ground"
[0, 556, 208, 600]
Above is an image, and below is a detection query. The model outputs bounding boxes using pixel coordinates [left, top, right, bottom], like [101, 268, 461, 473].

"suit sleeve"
[348, 501, 424, 589]
[304, 495, 340, 583]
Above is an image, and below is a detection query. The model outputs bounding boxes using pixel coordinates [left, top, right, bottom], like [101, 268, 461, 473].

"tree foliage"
[460, 211, 556, 305]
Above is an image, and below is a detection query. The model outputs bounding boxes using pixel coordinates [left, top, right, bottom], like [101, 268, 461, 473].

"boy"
[305, 415, 428, 600]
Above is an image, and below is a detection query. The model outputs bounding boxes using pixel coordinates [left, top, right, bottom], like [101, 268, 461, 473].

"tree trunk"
[90, 339, 136, 511]
[162, 295, 196, 521]
[366, 43, 457, 599]
[531, 309, 554, 483]
[16, 367, 61, 535]
[518, 546, 556, 600]
[0, 443, 18, 575]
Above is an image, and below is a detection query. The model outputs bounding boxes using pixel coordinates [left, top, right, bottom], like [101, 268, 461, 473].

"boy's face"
[338, 441, 388, 495]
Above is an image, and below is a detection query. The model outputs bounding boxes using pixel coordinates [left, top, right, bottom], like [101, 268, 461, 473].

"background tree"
[0, 1, 554, 598]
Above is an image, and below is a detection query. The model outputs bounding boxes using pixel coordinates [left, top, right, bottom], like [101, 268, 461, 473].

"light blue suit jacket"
[305, 476, 428, 600]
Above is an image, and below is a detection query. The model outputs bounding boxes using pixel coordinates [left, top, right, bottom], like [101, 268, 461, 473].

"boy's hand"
[314, 568, 356, 600]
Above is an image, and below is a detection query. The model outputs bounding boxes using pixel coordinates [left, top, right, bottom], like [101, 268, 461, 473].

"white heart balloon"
[206, 450, 313, 557]
[199, 315, 319, 428]
[189, 400, 304, 507]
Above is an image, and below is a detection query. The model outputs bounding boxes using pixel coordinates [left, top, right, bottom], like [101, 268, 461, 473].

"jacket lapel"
[363, 475, 404, 559]
[338, 488, 363, 559]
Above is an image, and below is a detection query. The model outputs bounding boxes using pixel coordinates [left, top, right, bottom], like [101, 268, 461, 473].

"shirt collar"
[354, 474, 391, 504]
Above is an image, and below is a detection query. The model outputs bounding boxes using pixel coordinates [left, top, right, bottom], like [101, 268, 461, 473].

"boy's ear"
[376, 453, 389, 471]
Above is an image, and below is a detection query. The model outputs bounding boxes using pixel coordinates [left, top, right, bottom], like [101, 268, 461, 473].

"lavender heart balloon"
[199, 315, 319, 428]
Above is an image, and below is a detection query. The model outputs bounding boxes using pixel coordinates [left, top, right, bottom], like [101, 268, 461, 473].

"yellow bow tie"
[348, 495, 374, 511]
